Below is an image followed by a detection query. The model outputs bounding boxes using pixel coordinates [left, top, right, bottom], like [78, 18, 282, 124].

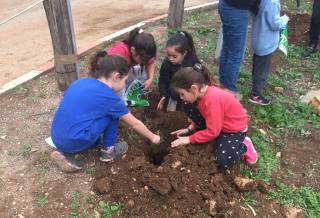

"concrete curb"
[0, 1, 218, 95]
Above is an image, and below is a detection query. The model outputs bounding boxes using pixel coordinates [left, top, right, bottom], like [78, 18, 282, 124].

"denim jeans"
[218, 0, 249, 92]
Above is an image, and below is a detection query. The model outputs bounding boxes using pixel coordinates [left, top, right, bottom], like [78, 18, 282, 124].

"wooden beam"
[43, 0, 79, 91]
[168, 0, 185, 29]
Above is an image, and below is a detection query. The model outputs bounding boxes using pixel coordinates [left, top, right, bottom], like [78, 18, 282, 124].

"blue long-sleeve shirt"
[251, 0, 289, 56]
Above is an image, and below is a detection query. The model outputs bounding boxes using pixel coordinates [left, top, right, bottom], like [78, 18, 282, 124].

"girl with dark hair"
[107, 28, 157, 90]
[170, 65, 258, 168]
[157, 31, 200, 111]
[50, 52, 160, 173]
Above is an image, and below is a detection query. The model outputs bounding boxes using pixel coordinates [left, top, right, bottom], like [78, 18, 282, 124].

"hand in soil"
[157, 97, 165, 110]
[151, 134, 161, 144]
[171, 128, 189, 137]
[171, 136, 190, 147]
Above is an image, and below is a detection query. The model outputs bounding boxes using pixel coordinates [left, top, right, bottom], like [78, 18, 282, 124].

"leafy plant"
[99, 201, 123, 218]
[37, 195, 48, 207]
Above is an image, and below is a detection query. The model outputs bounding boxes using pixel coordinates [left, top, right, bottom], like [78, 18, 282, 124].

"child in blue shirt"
[51, 52, 160, 173]
[249, 0, 289, 105]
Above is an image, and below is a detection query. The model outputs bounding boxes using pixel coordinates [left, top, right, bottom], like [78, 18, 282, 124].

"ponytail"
[166, 30, 197, 57]
[89, 51, 129, 79]
[170, 63, 211, 90]
[123, 28, 157, 63]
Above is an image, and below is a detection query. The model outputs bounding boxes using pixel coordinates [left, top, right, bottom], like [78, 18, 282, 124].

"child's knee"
[216, 154, 237, 168]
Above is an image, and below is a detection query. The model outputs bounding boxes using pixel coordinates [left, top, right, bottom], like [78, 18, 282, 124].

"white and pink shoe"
[243, 137, 258, 165]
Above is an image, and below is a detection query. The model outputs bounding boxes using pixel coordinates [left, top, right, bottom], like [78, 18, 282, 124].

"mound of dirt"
[287, 12, 310, 44]
[92, 96, 261, 217]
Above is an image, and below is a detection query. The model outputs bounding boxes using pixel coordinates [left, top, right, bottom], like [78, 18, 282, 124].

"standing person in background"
[107, 28, 157, 89]
[218, 0, 261, 96]
[303, 0, 320, 58]
[250, 0, 289, 105]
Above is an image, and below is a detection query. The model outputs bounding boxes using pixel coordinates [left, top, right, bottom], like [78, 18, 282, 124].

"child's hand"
[171, 136, 190, 147]
[157, 97, 166, 110]
[151, 134, 161, 144]
[143, 79, 153, 90]
[171, 128, 189, 137]
[282, 14, 290, 24]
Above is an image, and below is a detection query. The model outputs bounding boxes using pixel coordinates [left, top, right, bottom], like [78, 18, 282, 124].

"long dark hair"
[89, 51, 129, 79]
[123, 28, 157, 64]
[166, 31, 197, 57]
[170, 64, 211, 90]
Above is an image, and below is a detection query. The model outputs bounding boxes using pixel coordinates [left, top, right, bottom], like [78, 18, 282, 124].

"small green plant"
[37, 153, 50, 174]
[243, 192, 257, 206]
[70, 192, 81, 217]
[20, 144, 32, 157]
[84, 167, 96, 175]
[99, 201, 123, 218]
[37, 195, 48, 207]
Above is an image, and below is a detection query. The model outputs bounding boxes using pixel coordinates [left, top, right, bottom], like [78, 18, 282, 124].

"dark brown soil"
[287, 12, 310, 44]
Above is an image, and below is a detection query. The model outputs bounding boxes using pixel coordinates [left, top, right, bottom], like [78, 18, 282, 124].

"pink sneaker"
[243, 137, 258, 165]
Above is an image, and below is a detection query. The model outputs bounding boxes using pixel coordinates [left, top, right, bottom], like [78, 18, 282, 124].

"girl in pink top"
[107, 28, 157, 89]
[170, 65, 258, 168]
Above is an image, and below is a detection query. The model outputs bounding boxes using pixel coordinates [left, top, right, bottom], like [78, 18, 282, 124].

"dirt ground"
[0, 7, 318, 218]
[0, 0, 211, 87]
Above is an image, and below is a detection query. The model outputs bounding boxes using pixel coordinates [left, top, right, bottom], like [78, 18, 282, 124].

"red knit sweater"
[189, 86, 248, 144]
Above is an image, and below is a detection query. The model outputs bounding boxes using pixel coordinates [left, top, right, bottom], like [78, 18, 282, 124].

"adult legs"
[218, 0, 249, 92]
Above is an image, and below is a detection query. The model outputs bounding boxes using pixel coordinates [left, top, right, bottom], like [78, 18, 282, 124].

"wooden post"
[43, 0, 79, 91]
[167, 0, 185, 29]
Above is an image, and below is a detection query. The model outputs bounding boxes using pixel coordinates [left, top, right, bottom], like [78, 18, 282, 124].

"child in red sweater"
[170, 64, 258, 167]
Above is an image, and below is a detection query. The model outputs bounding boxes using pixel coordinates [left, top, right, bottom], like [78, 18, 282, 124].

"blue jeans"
[218, 0, 249, 92]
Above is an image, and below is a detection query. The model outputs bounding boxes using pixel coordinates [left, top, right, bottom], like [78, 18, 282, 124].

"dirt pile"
[92, 97, 264, 217]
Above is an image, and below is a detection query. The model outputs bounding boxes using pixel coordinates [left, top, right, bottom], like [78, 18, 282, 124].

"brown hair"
[170, 64, 211, 90]
[123, 28, 157, 64]
[89, 51, 129, 79]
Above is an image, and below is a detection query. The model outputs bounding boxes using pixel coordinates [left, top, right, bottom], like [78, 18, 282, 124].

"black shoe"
[249, 95, 271, 106]
[303, 44, 317, 58]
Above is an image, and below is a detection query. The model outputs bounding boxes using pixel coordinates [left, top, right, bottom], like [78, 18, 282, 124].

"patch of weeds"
[20, 144, 32, 157]
[85, 194, 97, 205]
[12, 84, 29, 94]
[37, 153, 50, 174]
[268, 73, 288, 89]
[184, 11, 209, 26]
[242, 132, 279, 182]
[270, 182, 320, 218]
[195, 27, 216, 37]
[198, 40, 216, 60]
[99, 201, 123, 218]
[287, 169, 295, 177]
[242, 191, 257, 206]
[37, 195, 49, 207]
[70, 192, 81, 217]
[85, 166, 96, 175]
[38, 79, 49, 88]
[0, 127, 6, 136]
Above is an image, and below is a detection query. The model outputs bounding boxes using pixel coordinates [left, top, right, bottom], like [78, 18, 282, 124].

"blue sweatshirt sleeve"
[265, 1, 288, 31]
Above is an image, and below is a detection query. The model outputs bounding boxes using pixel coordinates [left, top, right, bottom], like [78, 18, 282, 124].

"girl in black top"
[157, 31, 200, 111]
[157, 31, 207, 130]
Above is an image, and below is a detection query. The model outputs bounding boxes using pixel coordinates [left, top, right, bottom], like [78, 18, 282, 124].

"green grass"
[37, 195, 49, 207]
[99, 201, 123, 218]
[242, 191, 257, 206]
[270, 182, 320, 218]
[70, 192, 81, 218]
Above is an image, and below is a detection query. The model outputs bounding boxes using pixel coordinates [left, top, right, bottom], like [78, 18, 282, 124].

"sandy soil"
[0, 0, 211, 87]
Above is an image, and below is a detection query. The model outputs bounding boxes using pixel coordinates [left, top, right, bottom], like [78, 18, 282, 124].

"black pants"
[251, 53, 273, 96]
[182, 102, 206, 130]
[309, 0, 320, 45]
[216, 132, 247, 168]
